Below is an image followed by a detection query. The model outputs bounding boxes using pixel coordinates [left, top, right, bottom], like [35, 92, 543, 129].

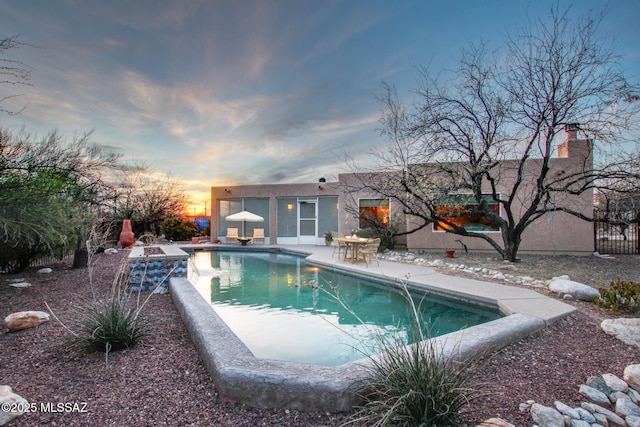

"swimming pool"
[188, 250, 502, 366]
[170, 244, 575, 411]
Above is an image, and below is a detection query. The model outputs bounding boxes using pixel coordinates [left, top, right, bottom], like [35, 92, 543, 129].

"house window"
[434, 195, 500, 232]
[359, 198, 390, 228]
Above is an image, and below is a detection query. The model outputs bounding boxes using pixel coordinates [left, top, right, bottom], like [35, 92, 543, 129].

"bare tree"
[0, 34, 34, 115]
[354, 6, 639, 261]
[102, 165, 188, 238]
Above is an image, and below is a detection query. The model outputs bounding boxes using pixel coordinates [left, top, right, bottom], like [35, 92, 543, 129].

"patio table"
[335, 237, 372, 263]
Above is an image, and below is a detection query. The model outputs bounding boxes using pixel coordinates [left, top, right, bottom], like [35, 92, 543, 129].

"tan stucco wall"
[210, 135, 594, 255]
[404, 138, 594, 255]
[211, 182, 341, 243]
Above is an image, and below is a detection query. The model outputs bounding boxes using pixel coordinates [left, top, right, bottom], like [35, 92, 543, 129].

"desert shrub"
[595, 278, 640, 315]
[46, 229, 150, 355]
[343, 279, 483, 427]
[69, 256, 149, 353]
[76, 292, 147, 352]
[346, 333, 481, 427]
[160, 217, 198, 241]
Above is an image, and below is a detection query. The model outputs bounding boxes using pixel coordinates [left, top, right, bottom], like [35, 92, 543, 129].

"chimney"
[558, 123, 580, 158]
[565, 123, 580, 141]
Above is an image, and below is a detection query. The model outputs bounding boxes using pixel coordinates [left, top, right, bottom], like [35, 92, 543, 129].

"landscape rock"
[554, 400, 580, 419]
[475, 417, 515, 426]
[590, 403, 627, 427]
[547, 278, 600, 301]
[104, 248, 118, 255]
[3, 311, 50, 332]
[602, 319, 640, 349]
[627, 414, 640, 427]
[574, 407, 596, 423]
[591, 411, 608, 425]
[36, 267, 52, 274]
[579, 384, 612, 408]
[0, 385, 28, 426]
[8, 282, 31, 288]
[530, 403, 565, 426]
[625, 365, 640, 393]
[612, 390, 632, 403]
[604, 373, 630, 393]
[616, 397, 640, 418]
[587, 376, 612, 395]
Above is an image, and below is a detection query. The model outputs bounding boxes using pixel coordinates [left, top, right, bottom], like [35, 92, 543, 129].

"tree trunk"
[72, 248, 88, 269]
[503, 230, 522, 262]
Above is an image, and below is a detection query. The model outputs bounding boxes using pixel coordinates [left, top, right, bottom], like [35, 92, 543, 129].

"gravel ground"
[426, 251, 639, 288]
[1, 250, 639, 426]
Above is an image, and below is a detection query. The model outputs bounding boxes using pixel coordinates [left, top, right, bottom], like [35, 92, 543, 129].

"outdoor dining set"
[331, 235, 380, 267]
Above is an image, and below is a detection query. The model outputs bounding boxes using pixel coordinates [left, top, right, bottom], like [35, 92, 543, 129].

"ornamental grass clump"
[47, 227, 150, 355]
[77, 290, 147, 353]
[344, 280, 484, 427]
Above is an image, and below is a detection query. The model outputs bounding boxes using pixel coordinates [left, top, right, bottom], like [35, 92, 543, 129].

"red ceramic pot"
[119, 219, 135, 248]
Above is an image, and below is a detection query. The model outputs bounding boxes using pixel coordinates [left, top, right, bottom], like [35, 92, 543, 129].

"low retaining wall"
[128, 245, 189, 291]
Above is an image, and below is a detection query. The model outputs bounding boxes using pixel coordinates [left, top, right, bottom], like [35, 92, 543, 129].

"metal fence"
[594, 216, 639, 255]
[29, 251, 75, 268]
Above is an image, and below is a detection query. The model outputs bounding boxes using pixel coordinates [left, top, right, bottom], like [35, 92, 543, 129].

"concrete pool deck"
[169, 244, 576, 412]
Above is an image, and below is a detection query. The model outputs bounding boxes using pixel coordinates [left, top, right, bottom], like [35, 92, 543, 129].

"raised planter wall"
[128, 245, 189, 291]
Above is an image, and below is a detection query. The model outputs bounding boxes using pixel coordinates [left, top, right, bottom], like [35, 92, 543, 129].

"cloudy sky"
[1, 0, 639, 213]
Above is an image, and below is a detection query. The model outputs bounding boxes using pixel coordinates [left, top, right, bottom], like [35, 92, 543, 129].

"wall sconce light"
[318, 185, 324, 190]
[287, 203, 294, 210]
[224, 188, 230, 193]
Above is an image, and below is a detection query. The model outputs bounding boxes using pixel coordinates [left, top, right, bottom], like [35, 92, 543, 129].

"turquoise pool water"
[188, 250, 502, 366]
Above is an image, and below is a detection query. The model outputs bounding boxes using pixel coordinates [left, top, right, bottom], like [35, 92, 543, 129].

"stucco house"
[210, 128, 594, 255]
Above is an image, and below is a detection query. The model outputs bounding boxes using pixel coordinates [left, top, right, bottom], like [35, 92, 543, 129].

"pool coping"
[170, 244, 576, 412]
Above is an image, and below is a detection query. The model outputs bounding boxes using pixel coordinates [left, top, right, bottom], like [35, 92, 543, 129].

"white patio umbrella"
[225, 210, 264, 237]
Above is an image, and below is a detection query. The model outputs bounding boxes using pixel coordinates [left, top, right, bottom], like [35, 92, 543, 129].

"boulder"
[616, 397, 640, 418]
[586, 375, 611, 395]
[579, 384, 611, 408]
[601, 319, 640, 349]
[8, 282, 31, 288]
[476, 417, 515, 426]
[530, 403, 564, 426]
[603, 373, 630, 393]
[554, 400, 580, 419]
[547, 278, 600, 301]
[590, 402, 627, 427]
[3, 311, 50, 332]
[0, 385, 28, 426]
[627, 414, 640, 427]
[574, 407, 596, 423]
[625, 365, 640, 393]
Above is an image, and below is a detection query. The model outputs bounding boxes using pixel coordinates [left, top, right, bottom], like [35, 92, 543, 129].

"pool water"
[189, 250, 502, 366]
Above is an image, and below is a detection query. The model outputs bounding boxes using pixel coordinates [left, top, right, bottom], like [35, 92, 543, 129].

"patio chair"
[252, 228, 265, 244]
[331, 231, 347, 258]
[226, 227, 239, 243]
[359, 238, 381, 267]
